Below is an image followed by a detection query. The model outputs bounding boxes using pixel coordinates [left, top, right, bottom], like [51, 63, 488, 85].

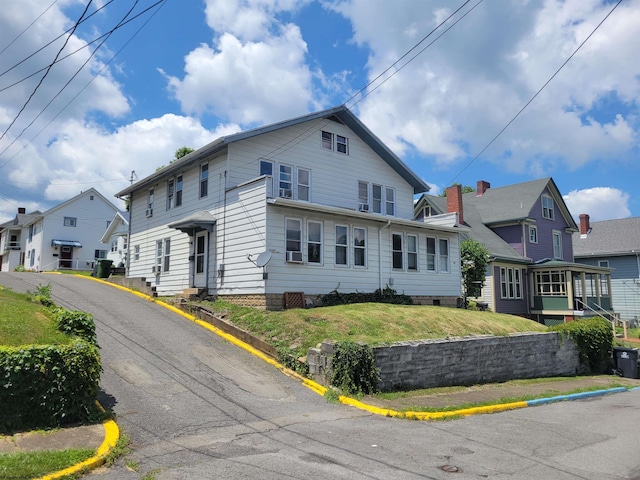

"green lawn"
[0, 448, 95, 479]
[196, 299, 548, 357]
[0, 287, 70, 346]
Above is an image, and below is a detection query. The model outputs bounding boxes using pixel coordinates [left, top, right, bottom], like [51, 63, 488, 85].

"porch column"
[595, 272, 601, 306]
[566, 270, 574, 310]
[580, 272, 587, 310]
[607, 274, 613, 309]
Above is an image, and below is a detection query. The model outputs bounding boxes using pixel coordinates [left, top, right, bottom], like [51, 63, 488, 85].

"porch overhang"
[168, 211, 216, 234]
[51, 239, 82, 247]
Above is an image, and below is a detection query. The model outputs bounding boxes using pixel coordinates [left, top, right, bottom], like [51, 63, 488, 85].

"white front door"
[194, 231, 207, 288]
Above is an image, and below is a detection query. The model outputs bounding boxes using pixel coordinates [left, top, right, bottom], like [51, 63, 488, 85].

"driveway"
[2, 271, 639, 480]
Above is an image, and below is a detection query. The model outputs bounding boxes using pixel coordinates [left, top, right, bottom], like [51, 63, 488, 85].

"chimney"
[477, 180, 490, 196]
[18, 207, 26, 214]
[446, 184, 464, 225]
[579, 214, 590, 236]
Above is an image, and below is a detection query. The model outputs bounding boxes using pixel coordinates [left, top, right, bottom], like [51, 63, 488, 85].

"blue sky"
[0, 0, 639, 224]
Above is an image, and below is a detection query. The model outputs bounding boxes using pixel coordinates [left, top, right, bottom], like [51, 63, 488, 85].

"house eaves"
[116, 105, 430, 198]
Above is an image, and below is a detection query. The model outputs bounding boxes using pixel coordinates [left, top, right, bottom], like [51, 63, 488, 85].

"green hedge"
[319, 287, 414, 307]
[549, 317, 613, 372]
[0, 340, 102, 433]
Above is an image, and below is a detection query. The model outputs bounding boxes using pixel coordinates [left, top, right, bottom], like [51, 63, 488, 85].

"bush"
[27, 283, 54, 307]
[330, 341, 380, 395]
[549, 317, 613, 372]
[319, 287, 413, 307]
[53, 308, 97, 345]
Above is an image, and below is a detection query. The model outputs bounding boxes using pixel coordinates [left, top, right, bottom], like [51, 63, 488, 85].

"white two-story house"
[116, 106, 467, 309]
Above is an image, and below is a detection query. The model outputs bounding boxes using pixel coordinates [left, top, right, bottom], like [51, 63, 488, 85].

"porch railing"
[574, 298, 620, 337]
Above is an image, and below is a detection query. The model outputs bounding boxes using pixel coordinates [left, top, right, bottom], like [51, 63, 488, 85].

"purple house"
[415, 178, 613, 326]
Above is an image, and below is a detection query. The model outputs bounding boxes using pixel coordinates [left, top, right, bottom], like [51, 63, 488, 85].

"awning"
[51, 239, 83, 248]
[168, 211, 216, 234]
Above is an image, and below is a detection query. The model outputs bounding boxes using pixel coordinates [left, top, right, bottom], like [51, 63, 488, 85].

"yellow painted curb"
[78, 276, 529, 420]
[36, 409, 120, 480]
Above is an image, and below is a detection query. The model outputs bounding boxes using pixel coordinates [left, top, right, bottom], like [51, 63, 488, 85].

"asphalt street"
[2, 271, 639, 480]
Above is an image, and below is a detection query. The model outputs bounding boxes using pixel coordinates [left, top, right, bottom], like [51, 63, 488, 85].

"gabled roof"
[115, 105, 430, 197]
[22, 188, 118, 227]
[100, 211, 130, 243]
[573, 217, 640, 257]
[0, 211, 42, 229]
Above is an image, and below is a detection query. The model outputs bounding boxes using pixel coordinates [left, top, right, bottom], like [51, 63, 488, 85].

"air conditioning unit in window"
[358, 203, 370, 212]
[152, 265, 161, 274]
[146, 208, 153, 217]
[279, 188, 292, 199]
[286, 251, 303, 263]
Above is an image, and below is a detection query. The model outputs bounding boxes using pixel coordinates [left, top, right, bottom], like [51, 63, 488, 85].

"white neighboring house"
[21, 188, 119, 272]
[100, 211, 129, 267]
[115, 105, 468, 309]
[0, 208, 42, 271]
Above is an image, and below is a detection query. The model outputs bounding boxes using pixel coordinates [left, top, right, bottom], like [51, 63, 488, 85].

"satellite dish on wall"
[255, 251, 272, 267]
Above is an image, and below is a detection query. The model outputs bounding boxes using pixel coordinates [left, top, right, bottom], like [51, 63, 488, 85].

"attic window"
[90, 195, 94, 200]
[542, 195, 554, 220]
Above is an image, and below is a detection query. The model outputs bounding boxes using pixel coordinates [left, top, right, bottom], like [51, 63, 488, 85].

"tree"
[460, 238, 489, 307]
[439, 183, 474, 197]
[156, 146, 194, 171]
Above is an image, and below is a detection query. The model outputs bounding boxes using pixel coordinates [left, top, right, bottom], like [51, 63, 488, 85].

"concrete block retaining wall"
[308, 332, 586, 392]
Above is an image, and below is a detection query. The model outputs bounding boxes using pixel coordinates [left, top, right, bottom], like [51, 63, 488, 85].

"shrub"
[52, 308, 97, 345]
[330, 341, 380, 395]
[549, 317, 613, 372]
[319, 287, 413, 307]
[27, 283, 54, 307]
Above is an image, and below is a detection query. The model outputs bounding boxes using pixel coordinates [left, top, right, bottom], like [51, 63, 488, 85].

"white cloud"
[563, 187, 631, 221]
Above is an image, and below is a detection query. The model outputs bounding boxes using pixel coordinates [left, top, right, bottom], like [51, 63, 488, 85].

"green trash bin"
[97, 259, 113, 278]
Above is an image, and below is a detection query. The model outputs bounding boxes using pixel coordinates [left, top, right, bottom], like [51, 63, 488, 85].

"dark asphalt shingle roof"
[573, 217, 640, 257]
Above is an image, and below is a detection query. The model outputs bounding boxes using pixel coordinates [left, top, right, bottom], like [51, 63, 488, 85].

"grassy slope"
[200, 300, 548, 355]
[0, 288, 69, 346]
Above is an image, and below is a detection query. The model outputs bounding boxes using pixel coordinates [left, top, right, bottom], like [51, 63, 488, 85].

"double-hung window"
[63, 216, 77, 227]
[156, 238, 170, 273]
[353, 227, 366, 267]
[166, 178, 175, 210]
[279, 165, 293, 198]
[200, 163, 209, 198]
[322, 131, 333, 150]
[321, 131, 348, 154]
[552, 230, 563, 259]
[392, 233, 403, 269]
[439, 238, 450, 273]
[385, 188, 395, 216]
[286, 218, 302, 254]
[372, 184, 383, 213]
[542, 195, 554, 219]
[297, 168, 310, 201]
[307, 221, 322, 264]
[336, 135, 348, 154]
[133, 245, 140, 261]
[358, 181, 369, 207]
[426, 237, 436, 271]
[335, 225, 348, 266]
[147, 188, 154, 216]
[500, 267, 522, 299]
[407, 234, 418, 271]
[529, 225, 538, 243]
[176, 175, 183, 207]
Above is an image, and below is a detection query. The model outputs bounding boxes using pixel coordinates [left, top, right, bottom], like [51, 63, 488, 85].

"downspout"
[378, 220, 391, 290]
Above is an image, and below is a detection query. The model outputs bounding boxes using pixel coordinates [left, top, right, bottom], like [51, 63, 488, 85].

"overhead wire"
[446, 0, 623, 186]
[0, 0, 59, 57]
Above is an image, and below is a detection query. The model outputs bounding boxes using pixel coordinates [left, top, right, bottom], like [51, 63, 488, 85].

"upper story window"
[279, 165, 293, 198]
[63, 216, 77, 227]
[28, 224, 33, 242]
[552, 230, 563, 259]
[147, 188, 154, 217]
[598, 260, 609, 268]
[321, 131, 349, 154]
[358, 181, 395, 215]
[297, 168, 310, 202]
[260, 159, 274, 176]
[176, 175, 183, 207]
[542, 195, 554, 220]
[166, 178, 175, 210]
[385, 187, 395, 216]
[529, 225, 538, 243]
[200, 163, 209, 198]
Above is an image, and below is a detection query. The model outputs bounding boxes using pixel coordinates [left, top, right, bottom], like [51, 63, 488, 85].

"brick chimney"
[579, 214, 590, 236]
[18, 207, 26, 214]
[477, 180, 490, 196]
[446, 184, 464, 225]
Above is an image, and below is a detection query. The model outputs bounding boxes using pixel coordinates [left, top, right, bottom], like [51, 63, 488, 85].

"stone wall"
[308, 332, 586, 392]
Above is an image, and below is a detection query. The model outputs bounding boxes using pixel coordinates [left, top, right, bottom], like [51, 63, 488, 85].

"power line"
[0, 0, 58, 57]
[447, 0, 623, 186]
[0, 1, 93, 142]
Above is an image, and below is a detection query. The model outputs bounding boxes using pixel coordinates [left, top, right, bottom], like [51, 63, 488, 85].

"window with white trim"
[385, 187, 395, 216]
[358, 181, 395, 216]
[529, 225, 538, 243]
[354, 227, 366, 267]
[176, 175, 183, 207]
[552, 230, 563, 259]
[133, 245, 140, 261]
[279, 165, 293, 198]
[500, 267, 522, 299]
[336, 135, 348, 154]
[166, 178, 175, 210]
[542, 195, 554, 219]
[156, 238, 170, 273]
[335, 225, 348, 266]
[200, 163, 208, 198]
[358, 181, 369, 206]
[321, 131, 333, 150]
[439, 238, 450, 273]
[297, 168, 310, 202]
[392, 233, 403, 270]
[94, 250, 107, 259]
[307, 221, 322, 264]
[598, 260, 609, 268]
[286, 218, 302, 254]
[535, 271, 566, 296]
[147, 188, 154, 215]
[426, 236, 436, 271]
[372, 184, 383, 213]
[407, 234, 418, 271]
[63, 216, 77, 227]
